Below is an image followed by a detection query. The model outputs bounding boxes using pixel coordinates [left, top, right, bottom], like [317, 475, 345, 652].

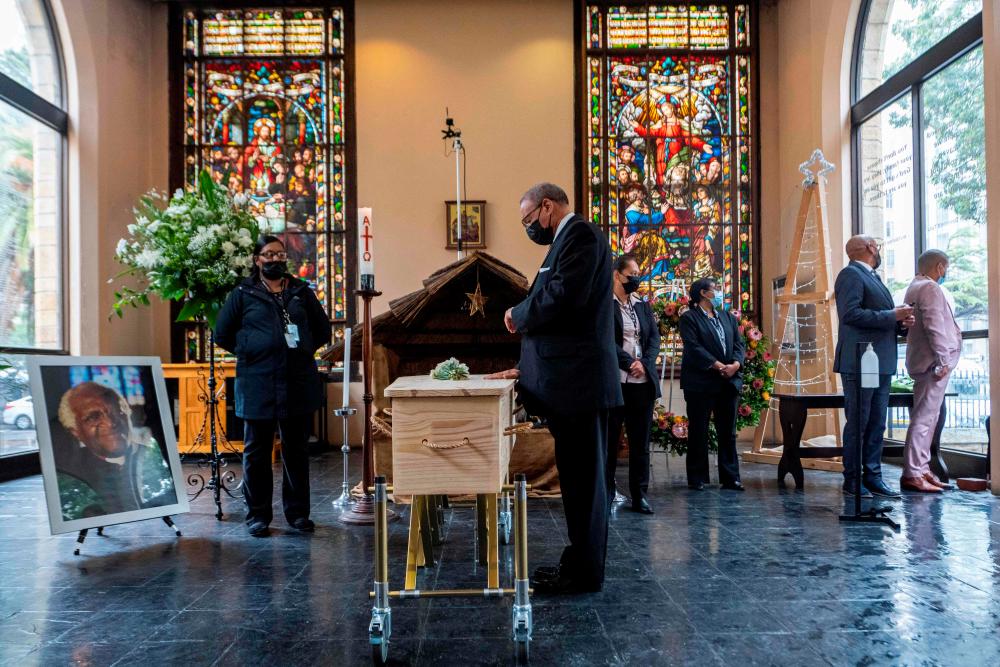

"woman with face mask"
[607, 254, 661, 514]
[215, 235, 332, 537]
[677, 277, 746, 492]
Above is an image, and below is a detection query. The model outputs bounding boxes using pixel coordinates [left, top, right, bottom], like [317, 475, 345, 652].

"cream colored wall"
[50, 0, 172, 358]
[354, 0, 574, 316]
[757, 0, 861, 339]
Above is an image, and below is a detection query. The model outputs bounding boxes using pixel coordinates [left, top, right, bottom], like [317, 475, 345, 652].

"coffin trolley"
[369, 375, 533, 664]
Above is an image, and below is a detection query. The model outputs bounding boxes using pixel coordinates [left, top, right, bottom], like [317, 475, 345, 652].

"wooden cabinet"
[384, 375, 516, 495]
[162, 363, 243, 455]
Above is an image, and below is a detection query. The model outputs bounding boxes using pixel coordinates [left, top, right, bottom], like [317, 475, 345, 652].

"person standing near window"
[607, 254, 661, 514]
[215, 235, 332, 537]
[900, 249, 960, 493]
[678, 277, 746, 491]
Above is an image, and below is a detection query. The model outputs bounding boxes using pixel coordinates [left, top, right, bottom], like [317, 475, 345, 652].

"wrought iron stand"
[186, 329, 242, 520]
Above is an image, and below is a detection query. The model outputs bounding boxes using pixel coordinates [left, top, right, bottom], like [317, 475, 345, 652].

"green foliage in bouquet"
[110, 170, 261, 326]
[430, 357, 470, 381]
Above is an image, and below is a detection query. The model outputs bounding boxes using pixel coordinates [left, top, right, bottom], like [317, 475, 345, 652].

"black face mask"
[260, 260, 287, 280]
[622, 275, 642, 294]
[873, 251, 882, 270]
[525, 207, 555, 246]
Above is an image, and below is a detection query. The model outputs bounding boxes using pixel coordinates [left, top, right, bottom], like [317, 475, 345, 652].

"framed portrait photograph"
[445, 200, 486, 250]
[28, 356, 189, 535]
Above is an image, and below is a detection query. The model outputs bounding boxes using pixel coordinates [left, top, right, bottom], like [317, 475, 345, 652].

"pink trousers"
[902, 369, 950, 478]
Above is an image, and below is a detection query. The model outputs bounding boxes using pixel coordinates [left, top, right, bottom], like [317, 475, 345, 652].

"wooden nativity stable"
[322, 251, 560, 496]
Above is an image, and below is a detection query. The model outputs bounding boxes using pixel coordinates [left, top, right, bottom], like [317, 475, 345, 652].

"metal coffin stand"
[368, 375, 531, 664]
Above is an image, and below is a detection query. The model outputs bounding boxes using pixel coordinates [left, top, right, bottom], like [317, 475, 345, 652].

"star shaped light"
[798, 148, 835, 187]
[465, 281, 489, 318]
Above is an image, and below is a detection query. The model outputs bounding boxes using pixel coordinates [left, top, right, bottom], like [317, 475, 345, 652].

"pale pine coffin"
[384, 375, 516, 495]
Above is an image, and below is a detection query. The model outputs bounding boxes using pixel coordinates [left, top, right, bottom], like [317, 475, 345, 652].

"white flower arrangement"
[110, 170, 261, 325]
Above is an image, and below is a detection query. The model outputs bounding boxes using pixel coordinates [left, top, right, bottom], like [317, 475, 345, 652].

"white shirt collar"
[552, 212, 575, 242]
[851, 259, 874, 273]
[614, 292, 639, 307]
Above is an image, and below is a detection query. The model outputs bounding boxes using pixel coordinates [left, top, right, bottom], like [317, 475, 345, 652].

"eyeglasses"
[259, 251, 288, 260]
[520, 201, 544, 228]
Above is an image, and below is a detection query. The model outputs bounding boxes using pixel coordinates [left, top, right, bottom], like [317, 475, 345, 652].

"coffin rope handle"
[421, 437, 470, 450]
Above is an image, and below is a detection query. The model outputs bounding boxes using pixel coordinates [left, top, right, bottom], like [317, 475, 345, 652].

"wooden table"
[773, 392, 950, 489]
[162, 362, 242, 455]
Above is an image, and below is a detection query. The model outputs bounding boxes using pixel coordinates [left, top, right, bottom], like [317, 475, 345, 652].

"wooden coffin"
[384, 375, 516, 495]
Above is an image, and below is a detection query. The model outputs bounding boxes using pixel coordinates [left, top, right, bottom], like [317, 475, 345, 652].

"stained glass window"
[178, 6, 352, 337]
[583, 3, 756, 337]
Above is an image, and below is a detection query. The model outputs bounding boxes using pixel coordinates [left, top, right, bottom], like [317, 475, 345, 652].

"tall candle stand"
[331, 405, 357, 507]
[341, 277, 397, 524]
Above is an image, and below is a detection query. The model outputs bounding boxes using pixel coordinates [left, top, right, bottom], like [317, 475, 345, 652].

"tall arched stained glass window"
[579, 3, 758, 322]
[174, 5, 354, 338]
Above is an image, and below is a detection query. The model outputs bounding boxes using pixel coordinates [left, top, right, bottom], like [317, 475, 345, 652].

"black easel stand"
[839, 341, 900, 531]
[74, 516, 182, 556]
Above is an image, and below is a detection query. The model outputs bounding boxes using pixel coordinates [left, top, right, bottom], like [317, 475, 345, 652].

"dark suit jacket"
[833, 261, 905, 375]
[612, 297, 662, 399]
[678, 306, 746, 393]
[511, 215, 622, 415]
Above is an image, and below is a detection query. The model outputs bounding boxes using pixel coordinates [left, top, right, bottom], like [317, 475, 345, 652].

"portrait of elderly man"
[53, 381, 177, 521]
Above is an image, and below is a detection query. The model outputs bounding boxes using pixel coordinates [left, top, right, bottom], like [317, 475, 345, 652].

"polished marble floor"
[0, 450, 999, 666]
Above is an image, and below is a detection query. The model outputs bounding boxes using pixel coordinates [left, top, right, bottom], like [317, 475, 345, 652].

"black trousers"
[546, 409, 609, 588]
[607, 382, 655, 502]
[683, 386, 741, 486]
[242, 415, 312, 525]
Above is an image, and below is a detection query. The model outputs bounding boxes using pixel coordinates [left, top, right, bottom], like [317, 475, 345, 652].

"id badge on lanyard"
[270, 289, 300, 349]
[284, 323, 299, 349]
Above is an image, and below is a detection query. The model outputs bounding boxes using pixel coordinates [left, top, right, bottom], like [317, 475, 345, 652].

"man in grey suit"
[834, 235, 914, 498]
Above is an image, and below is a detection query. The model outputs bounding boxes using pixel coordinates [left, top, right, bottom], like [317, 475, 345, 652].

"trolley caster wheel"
[371, 639, 389, 665]
[515, 639, 530, 664]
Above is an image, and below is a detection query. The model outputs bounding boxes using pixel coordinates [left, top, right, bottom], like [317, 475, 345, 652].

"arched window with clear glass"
[0, 0, 66, 461]
[852, 0, 986, 454]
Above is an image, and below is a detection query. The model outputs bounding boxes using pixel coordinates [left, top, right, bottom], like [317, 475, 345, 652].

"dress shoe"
[531, 573, 601, 595]
[842, 484, 873, 498]
[923, 472, 953, 490]
[901, 476, 942, 493]
[247, 520, 270, 537]
[630, 497, 654, 514]
[863, 478, 902, 499]
[291, 517, 315, 532]
[721, 481, 745, 492]
[688, 482, 705, 491]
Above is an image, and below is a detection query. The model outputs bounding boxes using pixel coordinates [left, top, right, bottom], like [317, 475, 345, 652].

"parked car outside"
[2, 396, 33, 430]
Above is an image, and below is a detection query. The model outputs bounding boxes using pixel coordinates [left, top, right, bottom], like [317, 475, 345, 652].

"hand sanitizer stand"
[839, 343, 900, 530]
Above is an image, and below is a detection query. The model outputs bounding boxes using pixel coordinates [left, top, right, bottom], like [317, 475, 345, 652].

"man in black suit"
[834, 234, 914, 499]
[502, 182, 621, 594]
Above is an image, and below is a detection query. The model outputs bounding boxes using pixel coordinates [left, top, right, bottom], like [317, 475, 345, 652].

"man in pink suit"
[901, 250, 962, 493]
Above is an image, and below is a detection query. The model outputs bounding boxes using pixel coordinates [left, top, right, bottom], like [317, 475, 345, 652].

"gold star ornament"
[465, 281, 489, 317]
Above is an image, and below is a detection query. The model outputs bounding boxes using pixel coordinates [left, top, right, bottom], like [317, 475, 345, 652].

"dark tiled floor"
[1, 450, 999, 666]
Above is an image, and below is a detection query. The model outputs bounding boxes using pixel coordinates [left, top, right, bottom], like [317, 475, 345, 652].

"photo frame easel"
[28, 356, 190, 554]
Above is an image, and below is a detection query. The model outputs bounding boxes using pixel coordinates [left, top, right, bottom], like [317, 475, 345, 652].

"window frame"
[0, 0, 69, 476]
[573, 0, 762, 327]
[166, 1, 358, 361]
[850, 1, 987, 455]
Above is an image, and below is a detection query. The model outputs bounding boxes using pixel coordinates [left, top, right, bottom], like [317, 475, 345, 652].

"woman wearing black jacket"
[215, 235, 332, 536]
[678, 277, 746, 491]
[607, 254, 661, 514]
